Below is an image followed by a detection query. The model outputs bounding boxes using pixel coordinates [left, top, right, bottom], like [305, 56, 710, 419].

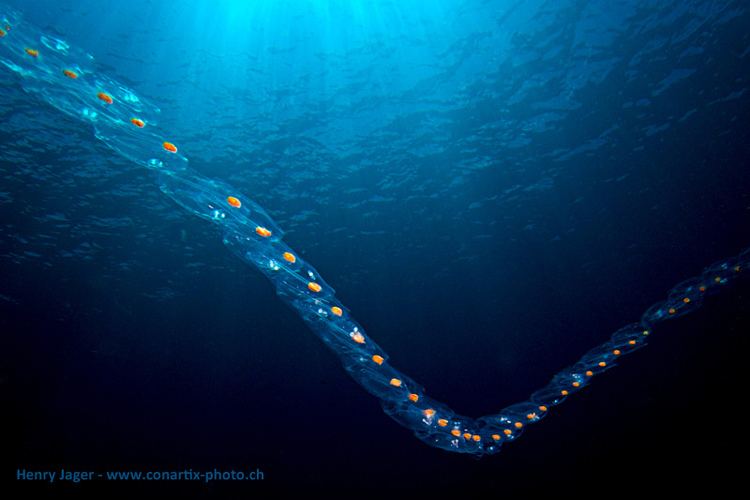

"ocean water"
[1, 0, 748, 495]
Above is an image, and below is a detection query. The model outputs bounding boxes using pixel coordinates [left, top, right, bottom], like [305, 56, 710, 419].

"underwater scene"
[1, 0, 749, 496]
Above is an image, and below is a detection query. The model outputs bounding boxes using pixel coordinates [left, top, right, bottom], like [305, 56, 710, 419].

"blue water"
[1, 0, 748, 494]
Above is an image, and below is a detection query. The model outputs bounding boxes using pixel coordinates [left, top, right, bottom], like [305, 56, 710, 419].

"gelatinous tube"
[1, 4, 747, 456]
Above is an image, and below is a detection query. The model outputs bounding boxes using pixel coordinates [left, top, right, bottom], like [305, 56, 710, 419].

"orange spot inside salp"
[371, 354, 384, 365]
[437, 419, 448, 427]
[514, 422, 523, 429]
[162, 141, 177, 153]
[131, 118, 145, 128]
[699, 285, 707, 292]
[561, 390, 569, 396]
[714, 276, 722, 283]
[735, 265, 741, 273]
[503, 429, 513, 436]
[307, 281, 321, 293]
[282, 252, 296, 264]
[668, 307, 676, 315]
[226, 196, 241, 208]
[408, 393, 419, 403]
[0, 29, 7, 38]
[389, 378, 402, 387]
[350, 332, 365, 344]
[472, 435, 481, 442]
[538, 405, 548, 412]
[491, 434, 501, 441]
[97, 92, 113, 104]
[598, 362, 607, 367]
[255, 226, 272, 238]
[450, 429, 461, 437]
[330, 306, 343, 317]
[572, 381, 581, 388]
[613, 349, 621, 356]
[423, 409, 435, 418]
[526, 413, 537, 420]
[585, 370, 593, 377]
[63, 69, 78, 79]
[683, 297, 690, 304]
[25, 48, 38, 57]
[463, 433, 471, 440]
[628, 340, 637, 345]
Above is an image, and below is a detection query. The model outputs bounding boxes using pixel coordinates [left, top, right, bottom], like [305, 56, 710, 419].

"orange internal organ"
[25, 48, 39, 57]
[255, 226, 272, 238]
[371, 355, 384, 365]
[226, 196, 241, 208]
[162, 141, 177, 153]
[97, 92, 113, 104]
[307, 282, 321, 293]
[131, 118, 145, 128]
[330, 306, 343, 317]
[282, 252, 296, 263]
[63, 69, 78, 79]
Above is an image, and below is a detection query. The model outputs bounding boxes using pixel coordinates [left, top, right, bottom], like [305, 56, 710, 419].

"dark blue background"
[1, 0, 748, 495]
